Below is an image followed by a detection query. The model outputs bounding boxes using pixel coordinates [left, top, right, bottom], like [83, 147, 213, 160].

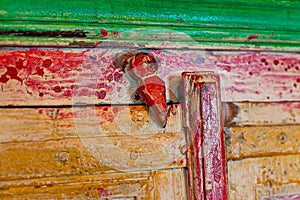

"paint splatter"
[247, 34, 259, 41]
[97, 187, 112, 198]
[100, 29, 108, 37]
[0, 49, 127, 103]
[0, 49, 299, 105]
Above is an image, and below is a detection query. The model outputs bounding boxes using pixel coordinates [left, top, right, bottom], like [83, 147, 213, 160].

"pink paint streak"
[97, 187, 112, 198]
[0, 49, 299, 105]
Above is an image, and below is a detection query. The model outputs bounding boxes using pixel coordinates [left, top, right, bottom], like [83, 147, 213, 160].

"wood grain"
[0, 106, 185, 181]
[1, 102, 298, 144]
[0, 49, 299, 106]
[228, 154, 300, 200]
[152, 168, 187, 200]
[0, 168, 186, 199]
[0, 105, 182, 143]
[229, 102, 300, 126]
[226, 125, 300, 160]
[0, 135, 186, 181]
[0, 0, 299, 50]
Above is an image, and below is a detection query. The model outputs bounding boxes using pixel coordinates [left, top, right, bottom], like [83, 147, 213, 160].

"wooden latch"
[182, 72, 227, 200]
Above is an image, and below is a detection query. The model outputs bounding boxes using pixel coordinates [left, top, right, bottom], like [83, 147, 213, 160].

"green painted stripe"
[0, 0, 299, 50]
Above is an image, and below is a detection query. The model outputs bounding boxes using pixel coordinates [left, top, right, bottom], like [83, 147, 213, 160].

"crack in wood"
[0, 29, 88, 38]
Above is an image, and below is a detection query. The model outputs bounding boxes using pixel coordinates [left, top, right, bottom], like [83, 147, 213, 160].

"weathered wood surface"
[226, 125, 300, 160]
[152, 169, 187, 200]
[230, 102, 300, 126]
[228, 154, 300, 200]
[0, 101, 298, 141]
[1, 1, 299, 199]
[0, 105, 186, 181]
[0, 1, 299, 50]
[0, 135, 186, 181]
[1, 102, 298, 143]
[0, 105, 182, 143]
[0, 49, 299, 106]
[0, 168, 187, 200]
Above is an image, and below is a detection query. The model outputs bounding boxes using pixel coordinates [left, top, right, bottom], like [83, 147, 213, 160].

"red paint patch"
[97, 90, 107, 99]
[34, 67, 44, 77]
[0, 66, 23, 84]
[15, 59, 24, 69]
[179, 159, 184, 165]
[53, 86, 62, 93]
[247, 34, 259, 41]
[42, 59, 52, 68]
[0, 49, 86, 98]
[97, 187, 112, 198]
[0, 75, 9, 83]
[100, 29, 108, 37]
[112, 107, 119, 113]
[113, 31, 120, 37]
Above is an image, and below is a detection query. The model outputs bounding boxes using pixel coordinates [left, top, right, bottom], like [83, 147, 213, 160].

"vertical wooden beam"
[182, 72, 227, 200]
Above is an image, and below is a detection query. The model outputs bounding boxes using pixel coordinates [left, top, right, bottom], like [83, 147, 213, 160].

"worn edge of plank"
[227, 154, 300, 199]
[226, 125, 300, 160]
[0, 168, 186, 199]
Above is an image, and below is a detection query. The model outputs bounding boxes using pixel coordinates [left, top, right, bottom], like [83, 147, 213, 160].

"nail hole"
[277, 133, 287, 144]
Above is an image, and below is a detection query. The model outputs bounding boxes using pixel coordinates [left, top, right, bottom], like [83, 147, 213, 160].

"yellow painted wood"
[232, 102, 300, 126]
[152, 168, 187, 200]
[228, 154, 300, 199]
[0, 105, 184, 181]
[226, 125, 300, 160]
[0, 102, 298, 143]
[0, 135, 186, 181]
[0, 106, 182, 143]
[1, 104, 299, 197]
[0, 168, 186, 199]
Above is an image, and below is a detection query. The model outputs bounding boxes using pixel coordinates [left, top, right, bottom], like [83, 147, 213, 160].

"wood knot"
[56, 151, 71, 164]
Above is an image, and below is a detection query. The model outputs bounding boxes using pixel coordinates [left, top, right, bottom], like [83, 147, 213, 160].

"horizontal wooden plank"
[1, 102, 299, 143]
[0, 105, 182, 143]
[0, 135, 186, 181]
[0, 105, 185, 180]
[1, 101, 299, 143]
[226, 125, 300, 160]
[0, 0, 299, 50]
[228, 102, 300, 126]
[0, 48, 299, 105]
[0, 168, 186, 199]
[228, 154, 300, 199]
